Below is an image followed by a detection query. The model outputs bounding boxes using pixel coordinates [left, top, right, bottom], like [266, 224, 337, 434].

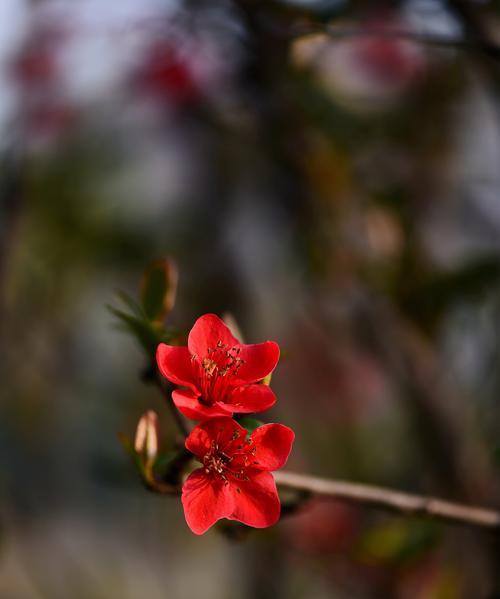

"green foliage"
[107, 300, 165, 356]
[152, 451, 178, 479]
[118, 431, 148, 479]
[238, 416, 264, 434]
[108, 261, 179, 356]
[141, 258, 178, 322]
[355, 519, 439, 566]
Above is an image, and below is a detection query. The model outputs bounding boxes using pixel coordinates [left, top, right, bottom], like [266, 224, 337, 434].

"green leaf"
[355, 520, 438, 565]
[118, 432, 134, 455]
[261, 372, 273, 386]
[115, 290, 145, 318]
[238, 416, 264, 434]
[107, 304, 162, 355]
[118, 431, 144, 473]
[152, 451, 178, 478]
[118, 432, 156, 484]
[141, 258, 178, 322]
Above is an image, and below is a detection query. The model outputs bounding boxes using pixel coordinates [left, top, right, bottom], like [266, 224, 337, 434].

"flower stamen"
[193, 341, 246, 405]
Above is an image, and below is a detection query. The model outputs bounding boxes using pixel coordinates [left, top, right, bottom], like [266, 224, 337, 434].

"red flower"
[182, 417, 294, 534]
[157, 314, 280, 420]
[134, 41, 201, 107]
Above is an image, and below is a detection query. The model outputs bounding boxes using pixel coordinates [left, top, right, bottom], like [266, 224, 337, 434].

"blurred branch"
[235, 0, 500, 61]
[274, 471, 500, 530]
[291, 23, 487, 52]
[0, 151, 23, 320]
[142, 464, 500, 530]
[446, 0, 500, 61]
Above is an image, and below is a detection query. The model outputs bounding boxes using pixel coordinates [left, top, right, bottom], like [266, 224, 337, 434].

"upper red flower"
[156, 314, 280, 420]
[182, 417, 294, 534]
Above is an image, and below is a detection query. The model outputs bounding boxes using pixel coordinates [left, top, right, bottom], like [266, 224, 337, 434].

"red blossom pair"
[156, 314, 294, 534]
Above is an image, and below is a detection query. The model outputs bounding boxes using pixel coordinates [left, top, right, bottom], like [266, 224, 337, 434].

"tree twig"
[291, 23, 475, 51]
[140, 360, 190, 438]
[0, 150, 24, 323]
[445, 0, 500, 61]
[151, 367, 189, 438]
[274, 470, 500, 530]
[285, 17, 500, 63]
[141, 464, 500, 530]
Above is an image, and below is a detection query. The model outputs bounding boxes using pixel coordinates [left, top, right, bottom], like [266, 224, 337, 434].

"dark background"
[2, 0, 500, 597]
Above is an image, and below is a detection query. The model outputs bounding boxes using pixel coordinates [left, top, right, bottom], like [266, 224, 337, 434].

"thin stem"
[140, 465, 500, 530]
[274, 471, 500, 530]
[296, 24, 465, 48]
[154, 372, 189, 438]
[287, 22, 500, 61]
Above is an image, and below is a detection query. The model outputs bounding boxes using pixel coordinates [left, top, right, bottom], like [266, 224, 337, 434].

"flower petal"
[229, 471, 280, 529]
[226, 384, 277, 414]
[250, 423, 295, 471]
[233, 341, 280, 385]
[186, 416, 247, 458]
[188, 314, 239, 359]
[182, 469, 235, 535]
[172, 389, 230, 421]
[156, 344, 197, 391]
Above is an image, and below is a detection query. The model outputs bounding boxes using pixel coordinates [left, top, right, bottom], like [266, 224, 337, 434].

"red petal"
[229, 471, 280, 528]
[226, 384, 277, 414]
[182, 469, 235, 535]
[233, 341, 280, 385]
[250, 424, 295, 471]
[156, 344, 197, 391]
[186, 416, 247, 458]
[172, 389, 230, 421]
[188, 314, 239, 359]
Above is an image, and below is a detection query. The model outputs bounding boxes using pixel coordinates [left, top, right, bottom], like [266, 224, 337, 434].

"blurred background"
[3, 0, 500, 597]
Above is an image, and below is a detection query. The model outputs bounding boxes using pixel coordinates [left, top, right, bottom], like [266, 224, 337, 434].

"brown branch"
[154, 371, 189, 437]
[274, 471, 500, 530]
[446, 0, 500, 62]
[141, 361, 190, 437]
[252, 4, 500, 62]
[290, 23, 476, 51]
[0, 151, 24, 323]
[141, 465, 500, 530]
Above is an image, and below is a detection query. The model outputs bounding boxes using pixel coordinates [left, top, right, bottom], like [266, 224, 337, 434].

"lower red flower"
[182, 417, 294, 535]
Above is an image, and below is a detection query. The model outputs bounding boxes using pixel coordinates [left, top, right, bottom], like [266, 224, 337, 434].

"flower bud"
[134, 410, 159, 464]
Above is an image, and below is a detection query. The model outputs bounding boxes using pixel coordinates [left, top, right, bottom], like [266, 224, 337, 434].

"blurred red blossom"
[352, 17, 425, 86]
[285, 497, 359, 554]
[182, 417, 294, 534]
[157, 314, 279, 420]
[135, 41, 200, 106]
[12, 47, 58, 89]
[28, 103, 78, 138]
[292, 15, 426, 111]
[10, 18, 78, 146]
[10, 21, 66, 90]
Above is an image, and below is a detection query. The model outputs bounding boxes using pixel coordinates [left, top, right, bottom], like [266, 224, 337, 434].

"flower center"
[201, 432, 257, 484]
[193, 340, 245, 405]
[202, 445, 233, 482]
[203, 451, 230, 475]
